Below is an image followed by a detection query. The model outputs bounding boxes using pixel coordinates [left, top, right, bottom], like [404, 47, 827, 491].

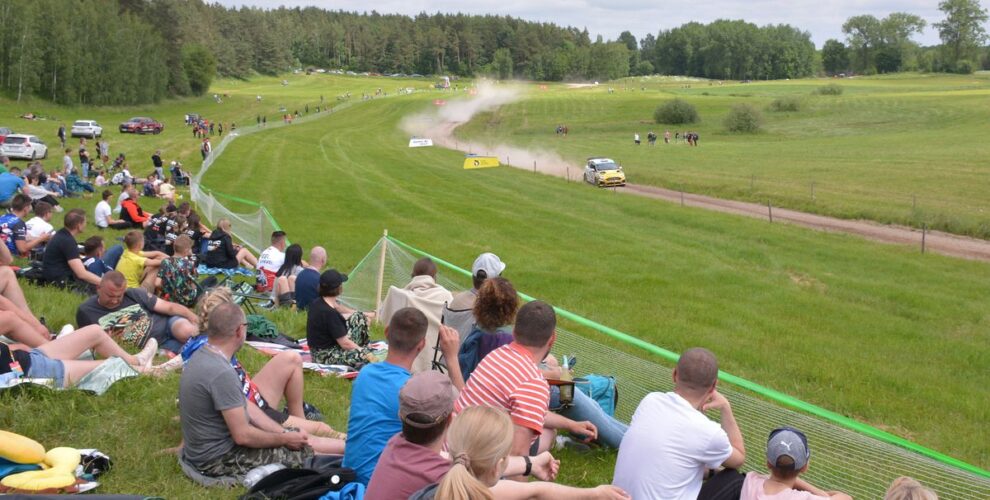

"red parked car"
[0, 127, 12, 143]
[119, 117, 164, 134]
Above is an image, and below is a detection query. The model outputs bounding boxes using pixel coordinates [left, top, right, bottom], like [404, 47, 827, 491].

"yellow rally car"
[584, 158, 626, 187]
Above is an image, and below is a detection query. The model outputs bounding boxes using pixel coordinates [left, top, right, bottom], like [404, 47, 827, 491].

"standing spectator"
[664, 130, 671, 144]
[98, 139, 109, 164]
[218, 123, 223, 136]
[151, 150, 164, 180]
[41, 209, 102, 287]
[612, 347, 746, 500]
[57, 123, 66, 149]
[62, 148, 75, 176]
[78, 145, 91, 179]
[634, 132, 641, 145]
[201, 138, 211, 160]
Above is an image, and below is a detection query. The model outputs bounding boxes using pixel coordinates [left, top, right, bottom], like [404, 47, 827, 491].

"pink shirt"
[365, 434, 450, 500]
[740, 472, 830, 500]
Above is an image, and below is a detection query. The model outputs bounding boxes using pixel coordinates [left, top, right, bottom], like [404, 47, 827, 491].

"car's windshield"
[593, 162, 619, 171]
[3, 137, 27, 144]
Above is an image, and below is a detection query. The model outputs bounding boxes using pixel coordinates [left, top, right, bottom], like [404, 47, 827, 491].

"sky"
[213, 0, 989, 47]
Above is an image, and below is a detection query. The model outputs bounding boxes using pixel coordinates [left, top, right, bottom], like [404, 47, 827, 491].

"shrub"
[724, 104, 763, 133]
[813, 83, 843, 96]
[955, 59, 975, 74]
[654, 98, 699, 125]
[768, 96, 801, 112]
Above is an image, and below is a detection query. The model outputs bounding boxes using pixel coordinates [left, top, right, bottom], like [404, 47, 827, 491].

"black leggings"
[33, 195, 60, 208]
[698, 469, 745, 500]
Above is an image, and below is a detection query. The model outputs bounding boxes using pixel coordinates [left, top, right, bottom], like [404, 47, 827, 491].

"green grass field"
[1, 73, 988, 497]
[455, 73, 990, 238]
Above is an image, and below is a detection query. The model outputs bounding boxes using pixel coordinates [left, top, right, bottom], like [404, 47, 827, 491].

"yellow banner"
[463, 156, 500, 169]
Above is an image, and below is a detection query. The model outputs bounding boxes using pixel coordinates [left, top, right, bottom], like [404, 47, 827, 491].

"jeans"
[81, 161, 89, 179]
[550, 385, 628, 448]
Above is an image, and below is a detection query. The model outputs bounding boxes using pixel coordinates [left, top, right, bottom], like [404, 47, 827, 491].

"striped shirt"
[454, 342, 549, 435]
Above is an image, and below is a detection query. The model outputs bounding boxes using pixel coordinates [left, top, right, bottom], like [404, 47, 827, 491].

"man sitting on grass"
[41, 209, 102, 288]
[82, 236, 112, 277]
[76, 271, 198, 355]
[293, 246, 326, 310]
[179, 302, 311, 479]
[24, 201, 55, 253]
[116, 230, 166, 291]
[257, 230, 287, 292]
[1, 194, 50, 257]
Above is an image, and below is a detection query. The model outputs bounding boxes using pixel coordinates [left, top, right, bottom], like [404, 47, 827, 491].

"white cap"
[471, 253, 505, 279]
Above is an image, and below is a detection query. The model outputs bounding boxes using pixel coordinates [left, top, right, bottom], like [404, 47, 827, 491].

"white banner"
[408, 138, 433, 148]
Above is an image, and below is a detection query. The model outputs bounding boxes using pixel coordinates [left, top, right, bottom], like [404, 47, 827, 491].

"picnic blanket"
[245, 340, 389, 378]
[196, 265, 256, 278]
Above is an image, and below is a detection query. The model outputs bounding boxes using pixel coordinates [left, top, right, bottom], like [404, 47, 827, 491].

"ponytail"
[435, 406, 513, 500]
[435, 460, 493, 500]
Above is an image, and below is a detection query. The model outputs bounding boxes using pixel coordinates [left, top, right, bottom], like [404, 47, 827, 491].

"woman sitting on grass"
[203, 218, 257, 270]
[306, 269, 376, 368]
[272, 243, 304, 307]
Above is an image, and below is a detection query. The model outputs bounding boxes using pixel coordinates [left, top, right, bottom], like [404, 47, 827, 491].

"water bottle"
[242, 463, 285, 488]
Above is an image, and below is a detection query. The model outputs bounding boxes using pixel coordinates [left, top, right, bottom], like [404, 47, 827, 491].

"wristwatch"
[523, 455, 532, 477]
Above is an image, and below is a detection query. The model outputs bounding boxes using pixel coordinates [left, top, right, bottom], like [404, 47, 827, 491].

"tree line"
[0, 0, 986, 106]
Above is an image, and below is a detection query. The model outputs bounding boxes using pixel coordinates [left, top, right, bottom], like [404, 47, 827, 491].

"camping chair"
[432, 302, 450, 374]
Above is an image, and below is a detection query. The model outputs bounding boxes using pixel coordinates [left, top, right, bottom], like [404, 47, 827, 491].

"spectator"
[78, 145, 91, 178]
[82, 236, 111, 277]
[342, 307, 437, 485]
[453, 301, 598, 468]
[23, 172, 62, 211]
[0, 167, 25, 208]
[272, 243, 304, 307]
[178, 302, 311, 479]
[120, 185, 150, 228]
[115, 230, 166, 291]
[25, 201, 55, 244]
[94, 189, 126, 230]
[612, 347, 746, 500]
[409, 406, 629, 500]
[1, 194, 49, 256]
[294, 246, 326, 310]
[162, 215, 187, 256]
[885, 477, 938, 500]
[143, 206, 173, 252]
[457, 276, 517, 381]
[204, 218, 258, 269]
[446, 252, 504, 338]
[306, 269, 375, 368]
[76, 271, 198, 355]
[62, 148, 75, 176]
[57, 123, 66, 148]
[94, 170, 108, 187]
[157, 234, 200, 307]
[736, 427, 851, 500]
[41, 209, 102, 287]
[0, 244, 49, 346]
[378, 257, 454, 372]
[257, 230, 288, 291]
[157, 178, 175, 201]
[151, 150, 164, 180]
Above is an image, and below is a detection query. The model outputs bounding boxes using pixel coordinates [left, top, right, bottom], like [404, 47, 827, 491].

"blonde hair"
[217, 218, 231, 232]
[436, 406, 513, 500]
[884, 477, 938, 500]
[196, 286, 234, 333]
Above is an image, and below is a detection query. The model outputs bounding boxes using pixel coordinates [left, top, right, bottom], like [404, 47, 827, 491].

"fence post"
[374, 229, 389, 319]
[912, 195, 917, 212]
[750, 175, 755, 191]
[768, 200, 773, 223]
[921, 224, 927, 254]
[680, 190, 685, 206]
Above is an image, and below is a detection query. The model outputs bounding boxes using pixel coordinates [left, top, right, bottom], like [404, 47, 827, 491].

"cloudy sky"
[214, 0, 989, 47]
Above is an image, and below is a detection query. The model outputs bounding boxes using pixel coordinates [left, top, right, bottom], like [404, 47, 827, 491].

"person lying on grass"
[1, 324, 159, 388]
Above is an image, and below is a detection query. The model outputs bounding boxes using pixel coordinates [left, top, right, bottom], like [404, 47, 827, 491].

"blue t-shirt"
[83, 256, 111, 277]
[343, 361, 410, 485]
[0, 173, 24, 202]
[295, 268, 320, 310]
[0, 213, 25, 253]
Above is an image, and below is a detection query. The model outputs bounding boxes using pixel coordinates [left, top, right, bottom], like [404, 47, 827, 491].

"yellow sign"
[463, 156, 500, 169]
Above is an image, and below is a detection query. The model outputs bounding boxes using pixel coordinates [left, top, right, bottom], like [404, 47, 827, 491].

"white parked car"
[70, 119, 102, 138]
[1, 134, 48, 160]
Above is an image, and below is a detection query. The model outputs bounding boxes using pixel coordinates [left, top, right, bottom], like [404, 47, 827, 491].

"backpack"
[456, 328, 484, 382]
[240, 466, 357, 500]
[576, 375, 618, 417]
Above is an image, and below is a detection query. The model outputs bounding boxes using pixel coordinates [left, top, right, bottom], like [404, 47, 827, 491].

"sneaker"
[58, 324, 75, 338]
[53, 205, 64, 213]
[149, 353, 184, 377]
[135, 338, 158, 368]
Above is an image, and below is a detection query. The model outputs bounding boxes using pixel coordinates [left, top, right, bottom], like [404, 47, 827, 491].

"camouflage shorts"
[311, 311, 373, 368]
[198, 442, 314, 477]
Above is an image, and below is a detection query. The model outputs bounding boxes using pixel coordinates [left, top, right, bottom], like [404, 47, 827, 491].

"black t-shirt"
[42, 228, 80, 282]
[306, 298, 348, 351]
[0, 343, 32, 376]
[151, 154, 163, 168]
[204, 230, 237, 269]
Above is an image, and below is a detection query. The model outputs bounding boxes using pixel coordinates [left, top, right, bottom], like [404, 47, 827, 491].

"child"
[157, 235, 200, 307]
[115, 230, 166, 292]
[82, 236, 111, 277]
[24, 201, 55, 254]
[738, 427, 851, 500]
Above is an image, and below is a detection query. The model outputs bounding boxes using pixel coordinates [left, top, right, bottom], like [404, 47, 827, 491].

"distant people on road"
[664, 130, 671, 144]
[634, 133, 641, 145]
[648, 131, 657, 146]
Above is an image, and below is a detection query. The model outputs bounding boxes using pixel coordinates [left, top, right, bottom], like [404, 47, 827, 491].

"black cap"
[320, 269, 348, 289]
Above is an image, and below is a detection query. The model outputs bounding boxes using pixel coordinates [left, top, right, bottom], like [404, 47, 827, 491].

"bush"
[768, 96, 801, 112]
[955, 59, 975, 74]
[654, 98, 699, 125]
[724, 104, 763, 133]
[813, 83, 843, 96]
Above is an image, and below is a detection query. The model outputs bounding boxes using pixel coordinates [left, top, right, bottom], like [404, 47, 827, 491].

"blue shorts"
[27, 349, 66, 388]
[161, 316, 191, 354]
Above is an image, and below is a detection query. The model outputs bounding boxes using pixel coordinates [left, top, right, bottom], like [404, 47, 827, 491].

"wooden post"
[680, 190, 685, 206]
[374, 229, 389, 319]
[750, 175, 755, 191]
[767, 200, 773, 223]
[921, 224, 927, 254]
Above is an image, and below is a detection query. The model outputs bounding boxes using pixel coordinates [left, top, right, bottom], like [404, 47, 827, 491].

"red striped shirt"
[454, 342, 549, 436]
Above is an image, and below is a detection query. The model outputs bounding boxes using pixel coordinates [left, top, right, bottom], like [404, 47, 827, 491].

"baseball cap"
[319, 269, 348, 289]
[767, 427, 810, 470]
[399, 371, 458, 428]
[471, 252, 505, 279]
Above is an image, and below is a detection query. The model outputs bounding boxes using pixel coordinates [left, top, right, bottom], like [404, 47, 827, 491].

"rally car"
[584, 158, 626, 187]
[119, 117, 164, 134]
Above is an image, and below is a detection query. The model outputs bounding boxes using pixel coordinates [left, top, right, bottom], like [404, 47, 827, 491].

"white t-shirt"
[613, 392, 732, 500]
[158, 182, 175, 198]
[95, 200, 112, 228]
[114, 191, 128, 213]
[257, 246, 285, 274]
[25, 216, 54, 240]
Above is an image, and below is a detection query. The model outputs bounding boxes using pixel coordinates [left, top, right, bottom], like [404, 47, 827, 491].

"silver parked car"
[70, 119, 102, 138]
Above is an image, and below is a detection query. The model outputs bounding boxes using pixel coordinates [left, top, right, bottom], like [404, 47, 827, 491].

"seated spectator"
[143, 173, 159, 197]
[170, 161, 188, 186]
[65, 172, 94, 195]
[378, 257, 454, 373]
[0, 254, 50, 347]
[453, 301, 598, 466]
[736, 427, 851, 500]
[25, 201, 55, 249]
[94, 170, 108, 187]
[76, 271, 198, 355]
[446, 252, 505, 339]
[612, 347, 746, 500]
[162, 215, 187, 255]
[457, 277, 517, 381]
[23, 173, 62, 211]
[1, 194, 49, 257]
[272, 243, 304, 307]
[41, 209, 102, 287]
[158, 235, 200, 307]
[119, 185, 150, 228]
[409, 405, 629, 500]
[143, 205, 173, 252]
[0, 167, 25, 208]
[157, 178, 175, 201]
[183, 211, 209, 253]
[116, 230, 166, 291]
[1, 325, 159, 388]
[306, 269, 375, 368]
[82, 236, 112, 277]
[178, 302, 312, 479]
[203, 218, 257, 269]
[114, 182, 130, 213]
[294, 246, 325, 310]
[885, 477, 938, 500]
[94, 189, 127, 230]
[256, 231, 287, 291]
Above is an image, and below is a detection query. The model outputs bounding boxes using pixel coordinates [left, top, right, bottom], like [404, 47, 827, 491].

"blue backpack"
[576, 375, 619, 417]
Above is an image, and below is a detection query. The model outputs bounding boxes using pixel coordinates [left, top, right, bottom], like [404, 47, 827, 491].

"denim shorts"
[28, 349, 66, 388]
[161, 316, 191, 354]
